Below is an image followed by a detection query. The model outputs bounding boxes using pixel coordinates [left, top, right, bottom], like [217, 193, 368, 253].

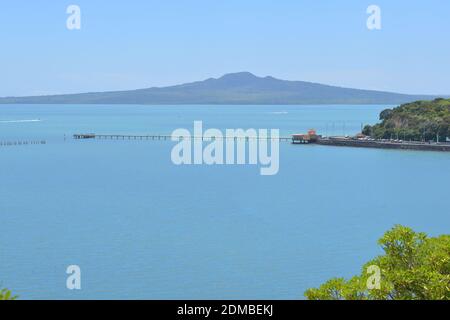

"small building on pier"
[292, 129, 320, 144]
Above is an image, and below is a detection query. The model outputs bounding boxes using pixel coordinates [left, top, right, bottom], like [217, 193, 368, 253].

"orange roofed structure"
[292, 129, 320, 144]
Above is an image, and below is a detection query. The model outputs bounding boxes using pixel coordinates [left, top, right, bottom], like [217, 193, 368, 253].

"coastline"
[315, 137, 450, 152]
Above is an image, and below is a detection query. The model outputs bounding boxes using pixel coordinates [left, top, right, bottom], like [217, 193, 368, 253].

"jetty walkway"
[73, 133, 450, 152]
[73, 134, 295, 142]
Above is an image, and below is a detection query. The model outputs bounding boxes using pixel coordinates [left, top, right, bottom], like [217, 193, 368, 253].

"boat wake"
[0, 119, 42, 123]
[269, 111, 288, 115]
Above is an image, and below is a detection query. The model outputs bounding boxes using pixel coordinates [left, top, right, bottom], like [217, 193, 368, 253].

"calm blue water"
[1, 104, 449, 300]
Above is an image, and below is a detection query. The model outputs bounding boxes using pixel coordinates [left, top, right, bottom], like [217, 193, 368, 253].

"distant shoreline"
[316, 137, 450, 152]
[0, 72, 444, 105]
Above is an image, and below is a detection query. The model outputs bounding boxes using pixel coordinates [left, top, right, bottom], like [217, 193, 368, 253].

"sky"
[0, 0, 449, 96]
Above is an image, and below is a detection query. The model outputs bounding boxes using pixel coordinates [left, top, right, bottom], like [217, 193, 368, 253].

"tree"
[305, 225, 450, 300]
[362, 125, 372, 136]
[0, 288, 17, 300]
[379, 109, 393, 121]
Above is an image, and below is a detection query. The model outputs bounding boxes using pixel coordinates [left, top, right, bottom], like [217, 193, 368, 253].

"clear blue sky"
[1, 0, 449, 96]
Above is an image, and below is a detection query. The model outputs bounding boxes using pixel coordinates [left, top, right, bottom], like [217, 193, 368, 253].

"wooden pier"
[73, 133, 450, 151]
[73, 134, 293, 142]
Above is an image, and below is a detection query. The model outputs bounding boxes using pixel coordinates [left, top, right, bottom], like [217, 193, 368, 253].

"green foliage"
[363, 98, 450, 141]
[0, 288, 17, 300]
[305, 225, 450, 300]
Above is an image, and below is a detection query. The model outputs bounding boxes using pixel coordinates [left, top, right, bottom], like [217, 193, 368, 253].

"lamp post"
[436, 125, 440, 143]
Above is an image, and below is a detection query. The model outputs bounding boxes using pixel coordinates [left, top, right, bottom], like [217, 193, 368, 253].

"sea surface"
[1, 104, 449, 300]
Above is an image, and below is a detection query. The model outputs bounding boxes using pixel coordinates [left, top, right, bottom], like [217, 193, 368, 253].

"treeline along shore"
[363, 98, 450, 142]
[298, 98, 450, 152]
